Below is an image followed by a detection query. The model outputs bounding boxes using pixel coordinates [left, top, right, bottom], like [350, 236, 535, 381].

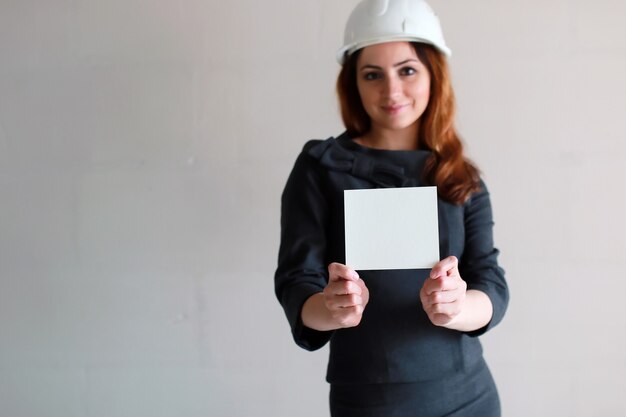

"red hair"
[336, 43, 481, 205]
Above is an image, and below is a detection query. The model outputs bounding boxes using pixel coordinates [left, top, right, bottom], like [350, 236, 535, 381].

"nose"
[382, 74, 402, 99]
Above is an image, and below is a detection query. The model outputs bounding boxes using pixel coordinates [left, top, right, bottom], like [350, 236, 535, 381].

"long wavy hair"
[336, 42, 481, 205]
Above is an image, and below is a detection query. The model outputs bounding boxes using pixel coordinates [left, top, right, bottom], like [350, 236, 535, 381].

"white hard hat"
[337, 0, 451, 64]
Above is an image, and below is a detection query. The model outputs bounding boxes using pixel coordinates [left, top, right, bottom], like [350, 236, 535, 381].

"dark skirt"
[329, 358, 500, 417]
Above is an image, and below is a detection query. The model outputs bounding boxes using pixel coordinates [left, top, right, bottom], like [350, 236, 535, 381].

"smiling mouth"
[381, 104, 408, 114]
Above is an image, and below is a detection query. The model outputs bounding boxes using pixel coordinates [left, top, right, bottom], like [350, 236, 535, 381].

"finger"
[355, 278, 369, 294]
[329, 262, 360, 282]
[425, 289, 460, 305]
[344, 305, 364, 316]
[430, 256, 458, 279]
[438, 276, 464, 292]
[333, 305, 364, 327]
[421, 292, 457, 309]
[327, 279, 362, 296]
[422, 277, 444, 295]
[326, 293, 363, 309]
[430, 313, 454, 326]
[429, 256, 458, 278]
[427, 300, 461, 317]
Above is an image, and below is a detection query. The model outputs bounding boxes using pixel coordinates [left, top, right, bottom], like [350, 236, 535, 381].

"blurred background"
[1, 0, 625, 415]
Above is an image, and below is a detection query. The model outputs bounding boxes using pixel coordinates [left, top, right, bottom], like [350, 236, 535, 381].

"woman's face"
[356, 41, 431, 134]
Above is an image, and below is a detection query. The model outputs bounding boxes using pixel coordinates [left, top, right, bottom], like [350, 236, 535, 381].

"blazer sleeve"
[459, 180, 509, 337]
[274, 141, 334, 351]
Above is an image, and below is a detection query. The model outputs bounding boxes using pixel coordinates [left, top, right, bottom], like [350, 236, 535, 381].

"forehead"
[357, 41, 419, 65]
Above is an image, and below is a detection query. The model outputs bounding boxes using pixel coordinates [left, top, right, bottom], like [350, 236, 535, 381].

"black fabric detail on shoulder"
[307, 137, 412, 187]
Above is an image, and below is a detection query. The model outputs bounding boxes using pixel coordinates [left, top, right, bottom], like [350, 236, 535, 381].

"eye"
[363, 71, 382, 81]
[399, 66, 417, 76]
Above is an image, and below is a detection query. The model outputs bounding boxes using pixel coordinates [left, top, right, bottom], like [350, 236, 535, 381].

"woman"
[275, 0, 509, 415]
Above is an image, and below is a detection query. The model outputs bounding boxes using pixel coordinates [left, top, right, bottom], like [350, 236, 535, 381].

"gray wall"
[1, 1, 625, 416]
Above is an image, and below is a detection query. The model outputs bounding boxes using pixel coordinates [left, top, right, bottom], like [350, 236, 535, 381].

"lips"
[381, 103, 409, 114]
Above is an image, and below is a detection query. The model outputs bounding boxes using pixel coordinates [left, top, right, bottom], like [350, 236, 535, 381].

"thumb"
[430, 256, 458, 279]
[328, 262, 360, 282]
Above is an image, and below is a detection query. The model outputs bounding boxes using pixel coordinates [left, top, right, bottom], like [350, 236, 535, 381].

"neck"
[359, 123, 419, 151]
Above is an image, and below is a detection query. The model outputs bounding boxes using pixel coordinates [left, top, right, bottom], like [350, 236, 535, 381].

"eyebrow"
[359, 59, 419, 71]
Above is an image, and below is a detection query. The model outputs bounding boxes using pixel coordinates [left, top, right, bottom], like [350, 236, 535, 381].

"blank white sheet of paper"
[344, 186, 439, 270]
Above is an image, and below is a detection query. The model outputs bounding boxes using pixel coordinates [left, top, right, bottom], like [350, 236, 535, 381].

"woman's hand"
[420, 256, 467, 327]
[322, 262, 370, 328]
[301, 263, 370, 331]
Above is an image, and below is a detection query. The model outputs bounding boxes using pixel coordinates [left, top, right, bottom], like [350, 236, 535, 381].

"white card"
[344, 186, 439, 270]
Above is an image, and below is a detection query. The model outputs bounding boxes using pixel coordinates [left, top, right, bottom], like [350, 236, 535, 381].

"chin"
[387, 119, 419, 131]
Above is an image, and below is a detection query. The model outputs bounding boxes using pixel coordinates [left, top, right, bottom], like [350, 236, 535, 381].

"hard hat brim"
[336, 36, 452, 64]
